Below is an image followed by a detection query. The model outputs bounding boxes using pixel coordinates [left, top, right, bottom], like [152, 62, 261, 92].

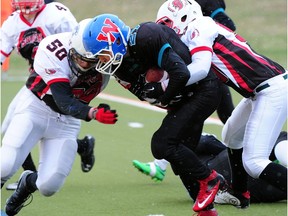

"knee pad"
[243, 156, 270, 179]
[37, 173, 65, 196]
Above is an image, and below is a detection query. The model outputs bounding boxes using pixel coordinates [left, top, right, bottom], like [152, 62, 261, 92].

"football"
[145, 67, 169, 83]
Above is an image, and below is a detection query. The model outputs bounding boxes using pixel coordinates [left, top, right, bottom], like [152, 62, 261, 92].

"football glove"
[129, 74, 146, 100]
[141, 82, 164, 99]
[91, 104, 118, 124]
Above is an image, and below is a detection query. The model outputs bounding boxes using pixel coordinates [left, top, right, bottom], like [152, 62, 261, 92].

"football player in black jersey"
[82, 14, 226, 215]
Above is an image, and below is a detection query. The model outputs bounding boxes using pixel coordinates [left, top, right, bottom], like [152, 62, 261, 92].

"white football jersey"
[31, 32, 110, 100]
[0, 2, 78, 63]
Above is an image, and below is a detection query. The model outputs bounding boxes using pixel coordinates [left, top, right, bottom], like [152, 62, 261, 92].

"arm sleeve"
[159, 48, 190, 105]
[49, 81, 92, 121]
[213, 12, 236, 31]
[186, 51, 212, 85]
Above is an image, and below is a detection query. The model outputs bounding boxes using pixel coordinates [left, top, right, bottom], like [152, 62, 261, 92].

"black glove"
[169, 94, 183, 106]
[129, 74, 146, 100]
[141, 82, 164, 99]
[97, 103, 111, 110]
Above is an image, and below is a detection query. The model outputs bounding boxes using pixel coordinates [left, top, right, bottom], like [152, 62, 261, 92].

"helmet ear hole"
[181, 15, 187, 22]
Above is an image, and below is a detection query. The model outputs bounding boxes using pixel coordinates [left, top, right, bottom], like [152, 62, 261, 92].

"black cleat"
[5, 171, 34, 216]
[79, 135, 95, 172]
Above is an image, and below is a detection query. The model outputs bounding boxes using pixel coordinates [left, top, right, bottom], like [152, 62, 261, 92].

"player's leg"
[243, 82, 287, 192]
[6, 153, 38, 190]
[269, 131, 287, 167]
[5, 113, 80, 215]
[36, 115, 80, 196]
[222, 98, 251, 207]
[132, 159, 168, 182]
[1, 91, 44, 187]
[151, 79, 225, 212]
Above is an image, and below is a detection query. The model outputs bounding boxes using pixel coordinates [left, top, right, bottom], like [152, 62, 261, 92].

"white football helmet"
[68, 18, 98, 76]
[12, 0, 45, 15]
[156, 0, 203, 35]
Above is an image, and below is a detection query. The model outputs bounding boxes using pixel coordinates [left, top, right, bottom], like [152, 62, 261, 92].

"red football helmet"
[12, 0, 45, 15]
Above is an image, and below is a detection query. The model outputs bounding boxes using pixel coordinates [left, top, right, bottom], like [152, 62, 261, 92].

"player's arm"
[159, 47, 190, 105]
[49, 81, 117, 124]
[0, 23, 16, 64]
[49, 81, 92, 120]
[183, 18, 216, 86]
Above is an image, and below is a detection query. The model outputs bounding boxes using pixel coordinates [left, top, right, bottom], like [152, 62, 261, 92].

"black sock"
[228, 148, 248, 192]
[22, 153, 37, 172]
[259, 162, 287, 192]
[179, 173, 199, 201]
[77, 138, 85, 155]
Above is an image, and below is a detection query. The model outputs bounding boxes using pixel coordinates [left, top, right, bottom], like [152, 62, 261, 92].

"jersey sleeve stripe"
[210, 8, 225, 19]
[47, 78, 70, 86]
[158, 43, 171, 67]
[190, 46, 213, 56]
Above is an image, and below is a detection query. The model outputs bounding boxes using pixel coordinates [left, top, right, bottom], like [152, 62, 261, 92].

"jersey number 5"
[46, 39, 67, 61]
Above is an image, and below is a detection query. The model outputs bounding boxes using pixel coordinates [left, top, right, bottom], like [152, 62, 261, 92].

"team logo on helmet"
[168, 0, 185, 12]
[96, 18, 120, 43]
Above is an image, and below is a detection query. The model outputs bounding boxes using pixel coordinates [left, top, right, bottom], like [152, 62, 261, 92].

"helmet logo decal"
[169, 0, 184, 12]
[96, 18, 119, 43]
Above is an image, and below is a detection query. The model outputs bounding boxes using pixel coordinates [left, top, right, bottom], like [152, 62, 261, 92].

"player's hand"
[141, 82, 164, 99]
[129, 74, 146, 100]
[150, 99, 168, 108]
[90, 104, 118, 124]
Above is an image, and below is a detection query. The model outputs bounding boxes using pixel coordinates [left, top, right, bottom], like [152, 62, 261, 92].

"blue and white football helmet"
[82, 14, 131, 75]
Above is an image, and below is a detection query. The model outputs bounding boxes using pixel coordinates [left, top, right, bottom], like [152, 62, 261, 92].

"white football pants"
[1, 87, 80, 196]
[222, 72, 287, 178]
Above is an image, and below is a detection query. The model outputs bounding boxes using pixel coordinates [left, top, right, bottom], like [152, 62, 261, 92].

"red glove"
[90, 104, 118, 124]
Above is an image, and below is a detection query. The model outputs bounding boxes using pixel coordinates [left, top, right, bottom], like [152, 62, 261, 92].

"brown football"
[145, 67, 169, 83]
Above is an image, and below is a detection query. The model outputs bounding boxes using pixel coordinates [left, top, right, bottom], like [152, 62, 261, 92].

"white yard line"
[98, 93, 223, 126]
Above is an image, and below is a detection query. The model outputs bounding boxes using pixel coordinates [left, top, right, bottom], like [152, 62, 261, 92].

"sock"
[154, 159, 169, 170]
[77, 138, 86, 155]
[22, 153, 37, 172]
[228, 148, 248, 192]
[179, 173, 199, 201]
[259, 162, 287, 192]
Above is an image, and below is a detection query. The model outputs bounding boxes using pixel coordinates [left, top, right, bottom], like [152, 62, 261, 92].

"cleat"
[79, 135, 95, 172]
[5, 171, 34, 216]
[132, 160, 166, 182]
[193, 208, 218, 216]
[6, 182, 18, 191]
[193, 170, 226, 212]
[215, 188, 250, 209]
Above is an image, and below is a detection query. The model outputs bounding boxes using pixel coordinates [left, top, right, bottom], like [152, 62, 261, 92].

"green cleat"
[132, 160, 166, 182]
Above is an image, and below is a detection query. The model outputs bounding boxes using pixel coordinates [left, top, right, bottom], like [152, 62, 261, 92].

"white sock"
[153, 159, 169, 171]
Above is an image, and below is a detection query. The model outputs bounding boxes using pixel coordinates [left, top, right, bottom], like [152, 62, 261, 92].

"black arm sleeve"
[159, 48, 190, 105]
[49, 82, 92, 121]
[213, 12, 236, 31]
